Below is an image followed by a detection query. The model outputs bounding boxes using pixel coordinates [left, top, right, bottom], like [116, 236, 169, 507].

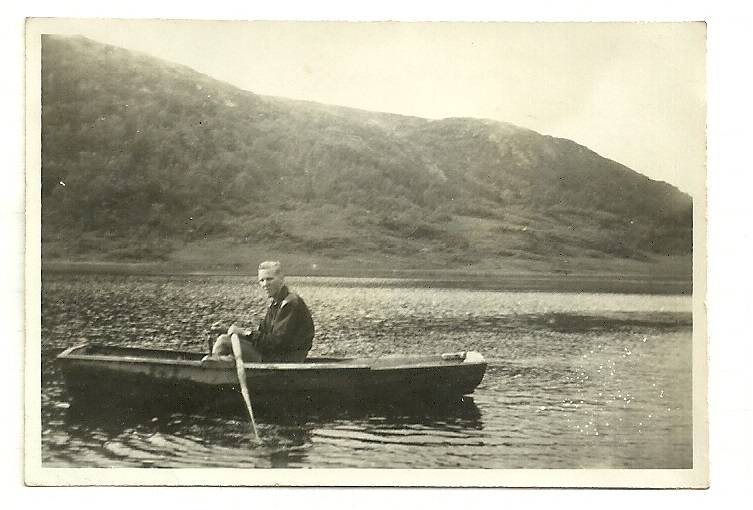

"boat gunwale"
[57, 344, 487, 372]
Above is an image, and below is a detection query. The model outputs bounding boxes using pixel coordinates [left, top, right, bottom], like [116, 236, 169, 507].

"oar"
[230, 333, 260, 440]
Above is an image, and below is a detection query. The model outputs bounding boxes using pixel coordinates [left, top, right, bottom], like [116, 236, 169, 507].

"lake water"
[40, 273, 693, 470]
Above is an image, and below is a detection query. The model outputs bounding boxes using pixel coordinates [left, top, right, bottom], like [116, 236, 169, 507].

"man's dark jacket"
[252, 285, 314, 362]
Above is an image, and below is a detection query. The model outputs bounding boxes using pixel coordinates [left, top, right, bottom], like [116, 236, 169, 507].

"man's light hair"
[258, 260, 283, 275]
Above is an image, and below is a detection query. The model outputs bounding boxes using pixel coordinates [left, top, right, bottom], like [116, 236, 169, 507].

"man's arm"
[255, 302, 302, 352]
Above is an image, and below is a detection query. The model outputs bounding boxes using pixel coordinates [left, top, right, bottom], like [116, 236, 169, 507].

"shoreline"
[41, 260, 693, 295]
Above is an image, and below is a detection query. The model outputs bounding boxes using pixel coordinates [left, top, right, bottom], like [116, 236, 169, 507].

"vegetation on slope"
[40, 35, 693, 272]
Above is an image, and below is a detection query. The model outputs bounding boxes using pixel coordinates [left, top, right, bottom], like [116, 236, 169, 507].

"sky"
[33, 19, 706, 197]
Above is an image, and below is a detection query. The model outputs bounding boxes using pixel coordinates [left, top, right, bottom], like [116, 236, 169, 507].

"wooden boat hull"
[56, 343, 487, 410]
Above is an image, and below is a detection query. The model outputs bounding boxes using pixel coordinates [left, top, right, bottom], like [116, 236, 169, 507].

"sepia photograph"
[24, 17, 707, 487]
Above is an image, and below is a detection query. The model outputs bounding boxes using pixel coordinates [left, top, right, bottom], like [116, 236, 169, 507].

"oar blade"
[230, 333, 260, 440]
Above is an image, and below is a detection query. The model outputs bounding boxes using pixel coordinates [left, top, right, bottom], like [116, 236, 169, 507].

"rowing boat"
[56, 343, 487, 410]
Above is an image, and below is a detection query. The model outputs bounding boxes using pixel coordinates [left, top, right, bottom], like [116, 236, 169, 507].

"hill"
[40, 35, 693, 277]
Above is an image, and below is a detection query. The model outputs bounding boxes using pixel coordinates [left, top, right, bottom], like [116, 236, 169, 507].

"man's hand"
[209, 321, 227, 335]
[227, 324, 249, 337]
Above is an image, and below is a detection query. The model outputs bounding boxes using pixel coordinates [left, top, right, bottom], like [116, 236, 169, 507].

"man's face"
[258, 268, 284, 298]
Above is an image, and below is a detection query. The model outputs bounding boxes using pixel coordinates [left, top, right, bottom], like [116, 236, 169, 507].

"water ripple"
[40, 273, 693, 469]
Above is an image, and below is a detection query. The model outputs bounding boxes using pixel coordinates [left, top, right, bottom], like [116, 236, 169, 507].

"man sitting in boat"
[204, 260, 315, 363]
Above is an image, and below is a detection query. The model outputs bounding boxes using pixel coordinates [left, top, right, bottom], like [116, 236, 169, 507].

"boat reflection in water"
[59, 389, 483, 469]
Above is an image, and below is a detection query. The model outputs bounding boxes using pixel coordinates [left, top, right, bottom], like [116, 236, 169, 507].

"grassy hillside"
[40, 35, 693, 276]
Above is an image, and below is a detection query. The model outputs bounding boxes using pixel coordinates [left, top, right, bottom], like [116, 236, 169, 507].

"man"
[205, 260, 315, 363]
